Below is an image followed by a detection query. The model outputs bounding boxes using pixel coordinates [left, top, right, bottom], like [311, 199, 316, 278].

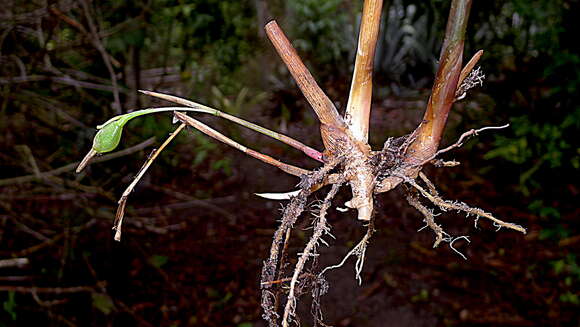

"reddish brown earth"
[1, 94, 578, 326]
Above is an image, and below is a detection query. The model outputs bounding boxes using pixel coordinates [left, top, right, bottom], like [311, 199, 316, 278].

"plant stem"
[406, 0, 473, 164]
[114, 124, 186, 241]
[139, 90, 324, 162]
[345, 0, 383, 143]
[174, 112, 309, 177]
[264, 21, 346, 152]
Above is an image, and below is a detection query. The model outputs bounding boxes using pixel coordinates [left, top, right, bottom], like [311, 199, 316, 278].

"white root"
[255, 190, 301, 200]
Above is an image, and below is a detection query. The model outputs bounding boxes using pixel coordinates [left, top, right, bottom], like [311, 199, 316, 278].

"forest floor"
[1, 93, 578, 327]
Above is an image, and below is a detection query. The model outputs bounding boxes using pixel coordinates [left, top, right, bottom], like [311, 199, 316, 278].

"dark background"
[0, 0, 578, 326]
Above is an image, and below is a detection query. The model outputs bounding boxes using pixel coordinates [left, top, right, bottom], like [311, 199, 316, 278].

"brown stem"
[175, 112, 309, 177]
[345, 0, 383, 143]
[265, 21, 346, 152]
[406, 0, 473, 164]
[113, 124, 186, 241]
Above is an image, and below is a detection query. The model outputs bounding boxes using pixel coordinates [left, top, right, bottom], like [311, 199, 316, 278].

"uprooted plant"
[77, 0, 526, 325]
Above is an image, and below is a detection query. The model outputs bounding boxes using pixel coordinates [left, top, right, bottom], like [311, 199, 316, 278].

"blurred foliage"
[2, 292, 17, 322]
[210, 86, 269, 117]
[468, 0, 579, 201]
[485, 109, 580, 195]
[286, 0, 358, 78]
[467, 3, 579, 305]
[149, 255, 169, 269]
[102, 0, 258, 92]
[552, 254, 580, 305]
[91, 293, 115, 315]
[375, 0, 443, 87]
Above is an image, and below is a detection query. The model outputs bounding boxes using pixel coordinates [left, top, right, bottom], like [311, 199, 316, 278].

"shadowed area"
[0, 0, 578, 326]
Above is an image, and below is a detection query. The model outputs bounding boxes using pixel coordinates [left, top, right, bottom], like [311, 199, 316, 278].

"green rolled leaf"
[90, 108, 185, 154]
[90, 110, 152, 154]
[92, 119, 125, 153]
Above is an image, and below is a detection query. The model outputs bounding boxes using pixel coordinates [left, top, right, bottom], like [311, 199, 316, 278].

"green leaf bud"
[92, 120, 125, 153]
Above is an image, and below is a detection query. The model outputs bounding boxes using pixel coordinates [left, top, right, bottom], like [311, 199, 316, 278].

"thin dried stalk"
[1, 137, 155, 185]
[0, 258, 29, 269]
[0, 285, 95, 294]
[114, 124, 186, 241]
[174, 112, 309, 177]
[345, 0, 383, 143]
[77, 149, 98, 173]
[140, 90, 323, 162]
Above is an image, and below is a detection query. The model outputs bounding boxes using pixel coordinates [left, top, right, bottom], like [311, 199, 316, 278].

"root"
[397, 170, 525, 259]
[417, 124, 510, 167]
[406, 192, 471, 259]
[282, 183, 342, 327]
[407, 191, 477, 259]
[419, 172, 438, 197]
[430, 159, 460, 167]
[273, 228, 293, 311]
[261, 157, 344, 326]
[455, 66, 485, 101]
[406, 195, 445, 248]
[449, 235, 471, 260]
[402, 174, 526, 234]
[261, 192, 308, 326]
[310, 274, 330, 327]
[319, 213, 376, 285]
[259, 122, 524, 323]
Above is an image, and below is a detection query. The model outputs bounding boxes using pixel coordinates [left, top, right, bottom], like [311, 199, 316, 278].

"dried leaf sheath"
[458, 50, 483, 86]
[345, 0, 383, 143]
[265, 21, 347, 154]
